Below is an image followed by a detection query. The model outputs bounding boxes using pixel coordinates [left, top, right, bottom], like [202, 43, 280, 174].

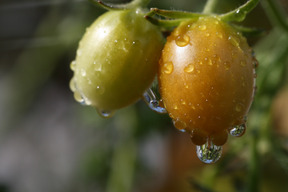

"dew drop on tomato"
[143, 88, 167, 114]
[230, 124, 246, 137]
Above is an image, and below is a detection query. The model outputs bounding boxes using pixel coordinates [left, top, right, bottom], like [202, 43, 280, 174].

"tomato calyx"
[145, 0, 260, 35]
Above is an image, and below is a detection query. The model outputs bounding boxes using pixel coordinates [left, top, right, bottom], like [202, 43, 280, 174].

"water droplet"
[181, 99, 186, 105]
[184, 64, 195, 73]
[253, 58, 259, 68]
[224, 61, 231, 70]
[81, 69, 86, 77]
[94, 62, 102, 72]
[95, 85, 105, 95]
[175, 35, 190, 47]
[74, 91, 85, 105]
[230, 124, 246, 137]
[69, 78, 76, 92]
[234, 9, 246, 22]
[205, 33, 210, 37]
[228, 36, 240, 49]
[97, 109, 114, 118]
[114, 40, 118, 43]
[240, 60, 246, 67]
[77, 49, 82, 56]
[216, 32, 223, 39]
[173, 119, 187, 132]
[163, 62, 173, 74]
[196, 141, 222, 164]
[208, 59, 213, 66]
[198, 25, 207, 30]
[70, 60, 76, 71]
[143, 88, 167, 114]
[235, 103, 244, 112]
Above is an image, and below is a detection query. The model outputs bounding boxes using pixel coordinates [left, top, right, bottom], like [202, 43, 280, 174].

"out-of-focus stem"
[203, 0, 220, 14]
[262, 0, 288, 32]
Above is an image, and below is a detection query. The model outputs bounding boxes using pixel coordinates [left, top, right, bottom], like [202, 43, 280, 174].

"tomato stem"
[148, 8, 207, 19]
[230, 24, 265, 37]
[219, 0, 260, 22]
[203, 0, 219, 14]
[261, 0, 288, 33]
[144, 15, 186, 29]
[88, 0, 151, 10]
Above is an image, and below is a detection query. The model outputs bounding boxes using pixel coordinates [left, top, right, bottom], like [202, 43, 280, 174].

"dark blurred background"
[0, 0, 288, 192]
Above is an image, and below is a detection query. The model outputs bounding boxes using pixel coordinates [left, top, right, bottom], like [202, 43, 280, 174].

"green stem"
[145, 15, 190, 28]
[148, 8, 207, 19]
[262, 0, 288, 32]
[106, 107, 138, 192]
[89, 0, 151, 10]
[203, 0, 220, 14]
[220, 0, 260, 22]
[247, 131, 260, 192]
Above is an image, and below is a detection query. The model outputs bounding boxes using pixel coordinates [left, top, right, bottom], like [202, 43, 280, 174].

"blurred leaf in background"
[0, 0, 288, 192]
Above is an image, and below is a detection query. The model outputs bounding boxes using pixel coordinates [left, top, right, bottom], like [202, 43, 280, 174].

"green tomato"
[70, 9, 164, 114]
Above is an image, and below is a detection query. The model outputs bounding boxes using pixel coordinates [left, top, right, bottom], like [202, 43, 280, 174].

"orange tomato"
[158, 16, 256, 146]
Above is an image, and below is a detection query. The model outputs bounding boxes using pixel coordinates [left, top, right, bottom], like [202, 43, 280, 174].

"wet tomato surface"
[158, 16, 256, 146]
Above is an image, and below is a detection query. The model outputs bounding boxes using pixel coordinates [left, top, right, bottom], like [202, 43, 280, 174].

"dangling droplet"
[196, 141, 222, 164]
[143, 88, 167, 114]
[74, 91, 86, 105]
[173, 119, 187, 132]
[97, 109, 114, 118]
[230, 124, 246, 137]
[69, 78, 76, 92]
[70, 60, 76, 71]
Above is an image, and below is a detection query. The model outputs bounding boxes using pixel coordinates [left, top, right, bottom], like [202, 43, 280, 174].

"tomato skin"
[158, 17, 256, 146]
[71, 9, 164, 111]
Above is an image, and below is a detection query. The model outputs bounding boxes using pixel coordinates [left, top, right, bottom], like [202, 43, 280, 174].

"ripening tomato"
[70, 9, 164, 114]
[158, 16, 256, 146]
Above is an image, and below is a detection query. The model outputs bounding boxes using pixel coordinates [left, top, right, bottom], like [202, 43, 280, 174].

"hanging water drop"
[74, 91, 86, 105]
[97, 109, 114, 118]
[143, 88, 167, 114]
[230, 124, 246, 137]
[196, 141, 222, 164]
[173, 119, 187, 132]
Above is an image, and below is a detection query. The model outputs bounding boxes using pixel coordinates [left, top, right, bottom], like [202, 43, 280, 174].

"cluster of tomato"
[70, 0, 257, 148]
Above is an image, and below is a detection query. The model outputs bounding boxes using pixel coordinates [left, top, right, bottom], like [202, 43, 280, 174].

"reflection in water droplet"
[230, 124, 246, 137]
[163, 62, 173, 74]
[97, 109, 114, 118]
[143, 88, 167, 113]
[175, 35, 190, 47]
[184, 64, 195, 73]
[196, 141, 222, 164]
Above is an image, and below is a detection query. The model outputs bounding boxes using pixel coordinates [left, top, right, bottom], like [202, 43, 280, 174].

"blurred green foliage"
[0, 0, 288, 192]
